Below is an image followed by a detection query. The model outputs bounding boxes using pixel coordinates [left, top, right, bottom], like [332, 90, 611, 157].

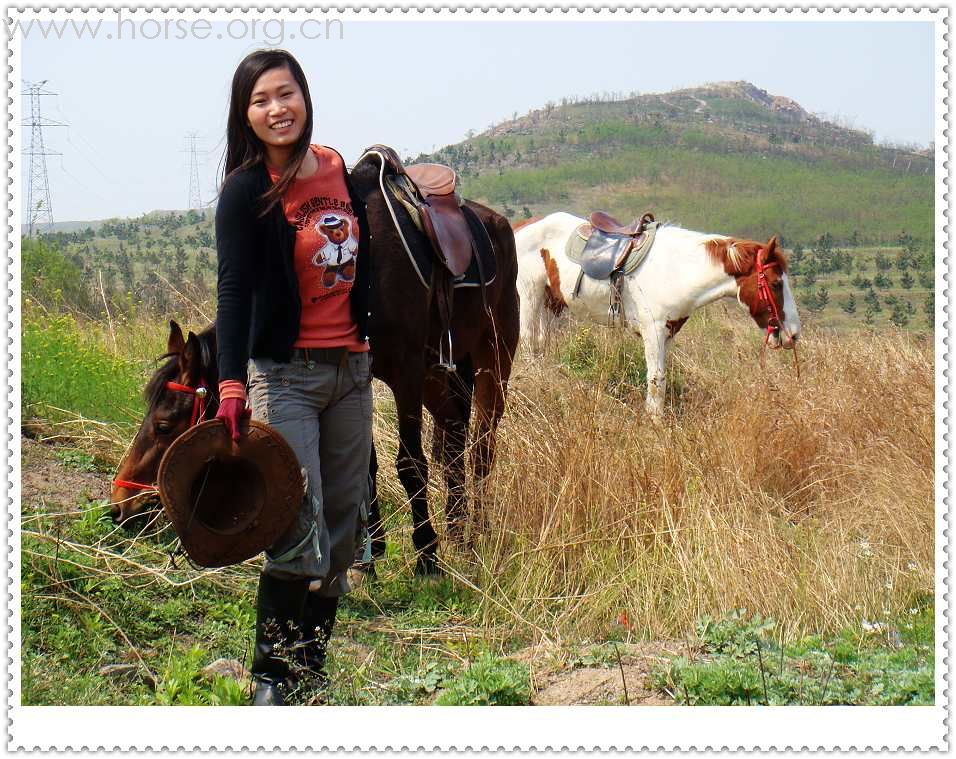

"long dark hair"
[220, 49, 314, 217]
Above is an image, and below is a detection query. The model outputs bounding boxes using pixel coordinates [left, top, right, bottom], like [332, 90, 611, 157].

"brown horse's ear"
[179, 331, 202, 384]
[759, 236, 779, 264]
[167, 320, 186, 356]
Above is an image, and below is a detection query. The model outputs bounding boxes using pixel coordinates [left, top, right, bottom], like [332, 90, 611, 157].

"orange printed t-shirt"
[268, 145, 368, 351]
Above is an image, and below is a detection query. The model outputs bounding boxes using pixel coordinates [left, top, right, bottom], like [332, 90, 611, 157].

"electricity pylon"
[184, 132, 203, 211]
[21, 80, 64, 236]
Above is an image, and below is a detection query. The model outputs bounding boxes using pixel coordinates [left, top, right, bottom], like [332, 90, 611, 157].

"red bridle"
[753, 257, 800, 378]
[112, 380, 210, 494]
[755, 258, 783, 341]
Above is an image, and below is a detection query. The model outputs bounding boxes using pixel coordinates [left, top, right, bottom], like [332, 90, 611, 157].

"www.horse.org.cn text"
[6, 15, 345, 45]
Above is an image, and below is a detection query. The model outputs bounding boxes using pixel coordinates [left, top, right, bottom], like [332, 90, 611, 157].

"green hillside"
[27, 81, 934, 334]
[420, 81, 933, 247]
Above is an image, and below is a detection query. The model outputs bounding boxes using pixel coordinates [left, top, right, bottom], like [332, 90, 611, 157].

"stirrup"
[437, 330, 456, 372]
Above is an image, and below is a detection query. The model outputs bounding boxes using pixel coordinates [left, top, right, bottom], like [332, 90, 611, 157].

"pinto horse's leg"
[641, 322, 669, 416]
[392, 376, 440, 575]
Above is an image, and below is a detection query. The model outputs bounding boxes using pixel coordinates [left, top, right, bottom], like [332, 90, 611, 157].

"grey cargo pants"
[246, 350, 373, 596]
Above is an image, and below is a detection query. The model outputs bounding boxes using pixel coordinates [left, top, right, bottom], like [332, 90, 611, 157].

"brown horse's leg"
[424, 359, 474, 543]
[471, 329, 516, 526]
[366, 440, 386, 560]
[392, 378, 440, 575]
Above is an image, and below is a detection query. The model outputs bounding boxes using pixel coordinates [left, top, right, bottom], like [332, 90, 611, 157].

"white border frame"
[5, 5, 948, 751]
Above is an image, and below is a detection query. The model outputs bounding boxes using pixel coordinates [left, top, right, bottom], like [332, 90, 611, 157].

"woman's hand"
[217, 397, 251, 442]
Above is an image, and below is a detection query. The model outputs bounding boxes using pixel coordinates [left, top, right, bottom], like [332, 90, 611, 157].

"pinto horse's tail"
[540, 248, 568, 316]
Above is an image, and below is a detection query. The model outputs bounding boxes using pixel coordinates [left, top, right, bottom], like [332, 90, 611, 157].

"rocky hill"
[417, 81, 932, 246]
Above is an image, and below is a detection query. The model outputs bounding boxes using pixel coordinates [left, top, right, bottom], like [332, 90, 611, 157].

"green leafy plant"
[435, 653, 531, 705]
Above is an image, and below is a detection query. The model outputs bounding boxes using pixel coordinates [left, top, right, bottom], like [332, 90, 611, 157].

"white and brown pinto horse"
[515, 212, 801, 415]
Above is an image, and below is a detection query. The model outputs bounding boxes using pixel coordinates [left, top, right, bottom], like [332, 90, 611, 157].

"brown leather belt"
[292, 347, 350, 366]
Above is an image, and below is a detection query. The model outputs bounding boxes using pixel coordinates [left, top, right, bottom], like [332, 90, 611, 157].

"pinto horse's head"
[707, 236, 801, 349]
[109, 320, 219, 525]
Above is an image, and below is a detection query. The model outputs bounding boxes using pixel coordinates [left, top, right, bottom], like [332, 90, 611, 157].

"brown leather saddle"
[590, 211, 653, 237]
[364, 145, 493, 370]
[366, 146, 474, 278]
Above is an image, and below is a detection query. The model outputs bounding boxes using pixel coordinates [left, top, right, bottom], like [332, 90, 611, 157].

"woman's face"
[246, 65, 307, 160]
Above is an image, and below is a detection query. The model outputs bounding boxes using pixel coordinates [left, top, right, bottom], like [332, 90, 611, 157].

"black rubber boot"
[296, 593, 339, 683]
[250, 572, 310, 706]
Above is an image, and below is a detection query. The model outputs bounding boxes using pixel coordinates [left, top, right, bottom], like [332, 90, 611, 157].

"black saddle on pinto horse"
[577, 211, 656, 281]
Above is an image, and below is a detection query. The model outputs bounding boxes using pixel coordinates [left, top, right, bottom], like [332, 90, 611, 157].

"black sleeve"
[215, 174, 257, 385]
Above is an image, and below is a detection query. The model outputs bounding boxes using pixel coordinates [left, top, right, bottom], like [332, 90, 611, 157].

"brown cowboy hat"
[157, 419, 303, 568]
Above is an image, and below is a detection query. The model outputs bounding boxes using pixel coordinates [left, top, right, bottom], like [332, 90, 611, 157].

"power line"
[21, 80, 65, 236]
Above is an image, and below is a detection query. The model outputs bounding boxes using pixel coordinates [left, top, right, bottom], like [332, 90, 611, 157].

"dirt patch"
[21, 435, 110, 511]
[517, 641, 684, 706]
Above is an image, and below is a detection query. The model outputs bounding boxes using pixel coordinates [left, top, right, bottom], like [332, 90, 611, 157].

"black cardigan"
[215, 147, 371, 384]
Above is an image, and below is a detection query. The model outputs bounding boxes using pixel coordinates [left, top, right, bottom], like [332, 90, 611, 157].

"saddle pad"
[565, 221, 658, 278]
[385, 175, 496, 289]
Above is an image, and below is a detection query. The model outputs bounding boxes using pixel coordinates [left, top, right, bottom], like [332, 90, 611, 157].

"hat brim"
[158, 419, 303, 568]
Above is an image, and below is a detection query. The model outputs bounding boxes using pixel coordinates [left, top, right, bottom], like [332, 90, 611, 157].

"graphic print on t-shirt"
[309, 213, 359, 288]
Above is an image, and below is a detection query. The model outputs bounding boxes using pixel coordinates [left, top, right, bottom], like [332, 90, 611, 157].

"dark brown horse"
[110, 154, 519, 574]
[350, 148, 519, 573]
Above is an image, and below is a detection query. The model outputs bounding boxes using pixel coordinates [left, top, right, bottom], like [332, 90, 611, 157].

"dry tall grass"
[373, 314, 934, 642]
[45, 301, 933, 645]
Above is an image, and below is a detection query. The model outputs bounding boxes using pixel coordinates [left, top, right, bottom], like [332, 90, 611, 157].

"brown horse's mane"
[704, 238, 789, 276]
[144, 323, 218, 410]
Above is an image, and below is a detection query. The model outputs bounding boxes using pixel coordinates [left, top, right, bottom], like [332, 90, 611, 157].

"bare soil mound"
[21, 435, 110, 509]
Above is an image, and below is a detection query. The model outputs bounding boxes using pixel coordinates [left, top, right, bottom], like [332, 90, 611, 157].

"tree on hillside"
[839, 251, 854, 275]
[22, 237, 94, 314]
[900, 271, 915, 289]
[918, 271, 934, 289]
[813, 286, 830, 312]
[890, 301, 909, 328]
[864, 288, 882, 312]
[874, 272, 893, 289]
[925, 292, 935, 328]
[790, 243, 805, 269]
[864, 305, 877, 326]
[172, 245, 188, 286]
[874, 251, 893, 272]
[842, 293, 857, 314]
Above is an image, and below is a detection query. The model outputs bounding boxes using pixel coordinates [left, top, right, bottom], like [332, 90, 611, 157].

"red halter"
[753, 257, 800, 379]
[754, 258, 783, 341]
[112, 380, 209, 494]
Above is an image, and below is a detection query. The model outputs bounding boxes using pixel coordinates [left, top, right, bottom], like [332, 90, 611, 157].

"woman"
[215, 49, 372, 706]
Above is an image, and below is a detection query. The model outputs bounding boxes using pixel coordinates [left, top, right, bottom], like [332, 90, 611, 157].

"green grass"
[21, 311, 147, 434]
[557, 325, 685, 406]
[655, 607, 934, 705]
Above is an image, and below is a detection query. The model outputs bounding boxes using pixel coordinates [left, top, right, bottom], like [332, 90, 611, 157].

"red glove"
[216, 397, 251, 442]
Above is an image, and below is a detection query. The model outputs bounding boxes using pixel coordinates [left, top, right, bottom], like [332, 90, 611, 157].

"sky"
[18, 16, 937, 223]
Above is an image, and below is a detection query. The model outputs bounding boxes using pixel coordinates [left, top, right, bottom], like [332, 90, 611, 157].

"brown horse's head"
[109, 320, 219, 524]
[706, 235, 801, 349]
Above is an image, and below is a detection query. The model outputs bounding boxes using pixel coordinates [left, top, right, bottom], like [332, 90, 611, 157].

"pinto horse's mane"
[144, 323, 217, 411]
[703, 237, 789, 275]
